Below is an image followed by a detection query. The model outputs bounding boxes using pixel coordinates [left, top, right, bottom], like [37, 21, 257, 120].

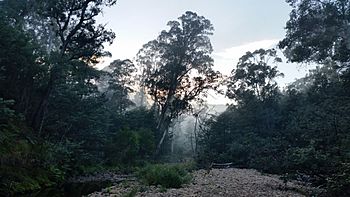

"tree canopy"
[0, 1, 349, 196]
[226, 49, 283, 104]
[137, 11, 221, 155]
[279, 0, 350, 70]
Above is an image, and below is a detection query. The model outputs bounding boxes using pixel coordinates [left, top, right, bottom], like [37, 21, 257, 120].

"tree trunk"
[155, 123, 169, 156]
[193, 115, 198, 154]
[31, 76, 53, 131]
[154, 84, 176, 156]
[31, 46, 66, 132]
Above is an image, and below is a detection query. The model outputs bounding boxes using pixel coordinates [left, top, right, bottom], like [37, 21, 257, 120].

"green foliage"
[0, 0, 348, 196]
[326, 163, 350, 196]
[0, 1, 155, 195]
[198, 63, 350, 195]
[137, 164, 192, 188]
[106, 127, 155, 165]
[226, 48, 283, 103]
[0, 166, 59, 194]
[137, 11, 222, 155]
[107, 128, 140, 164]
[123, 187, 139, 197]
[0, 98, 18, 152]
[280, 0, 350, 69]
[0, 134, 67, 195]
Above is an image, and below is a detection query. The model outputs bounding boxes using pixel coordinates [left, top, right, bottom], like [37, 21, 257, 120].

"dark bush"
[137, 164, 192, 188]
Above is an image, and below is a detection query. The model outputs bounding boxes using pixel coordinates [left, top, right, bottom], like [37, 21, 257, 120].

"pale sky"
[97, 0, 311, 104]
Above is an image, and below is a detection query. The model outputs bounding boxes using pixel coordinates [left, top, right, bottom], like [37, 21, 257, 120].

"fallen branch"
[210, 162, 233, 169]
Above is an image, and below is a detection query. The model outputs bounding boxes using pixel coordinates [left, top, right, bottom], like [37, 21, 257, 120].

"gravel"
[87, 168, 319, 197]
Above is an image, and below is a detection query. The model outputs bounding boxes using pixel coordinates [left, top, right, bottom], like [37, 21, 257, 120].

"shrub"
[137, 164, 192, 188]
[326, 162, 350, 196]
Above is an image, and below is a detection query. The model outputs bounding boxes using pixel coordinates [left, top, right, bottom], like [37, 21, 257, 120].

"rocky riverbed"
[87, 168, 322, 197]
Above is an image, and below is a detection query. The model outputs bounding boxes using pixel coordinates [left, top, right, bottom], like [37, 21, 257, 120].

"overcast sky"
[97, 0, 312, 104]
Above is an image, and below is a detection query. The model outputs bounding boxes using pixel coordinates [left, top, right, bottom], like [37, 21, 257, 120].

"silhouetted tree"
[31, 0, 116, 131]
[226, 48, 283, 104]
[279, 0, 350, 70]
[137, 11, 221, 156]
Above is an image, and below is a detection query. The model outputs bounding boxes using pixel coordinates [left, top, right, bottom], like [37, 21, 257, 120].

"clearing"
[87, 168, 320, 197]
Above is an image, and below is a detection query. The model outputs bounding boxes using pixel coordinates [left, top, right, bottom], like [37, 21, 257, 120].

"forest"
[0, 0, 349, 196]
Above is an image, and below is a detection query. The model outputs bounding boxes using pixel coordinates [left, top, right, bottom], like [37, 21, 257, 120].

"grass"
[137, 163, 192, 188]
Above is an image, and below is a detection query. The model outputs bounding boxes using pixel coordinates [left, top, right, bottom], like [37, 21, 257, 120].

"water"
[19, 181, 112, 197]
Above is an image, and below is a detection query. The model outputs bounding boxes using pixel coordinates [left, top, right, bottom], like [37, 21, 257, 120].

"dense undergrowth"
[137, 163, 194, 189]
[1, 0, 350, 196]
[197, 66, 350, 196]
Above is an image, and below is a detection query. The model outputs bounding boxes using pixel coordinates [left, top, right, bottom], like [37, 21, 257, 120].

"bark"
[154, 74, 177, 156]
[193, 115, 198, 154]
[31, 73, 53, 131]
